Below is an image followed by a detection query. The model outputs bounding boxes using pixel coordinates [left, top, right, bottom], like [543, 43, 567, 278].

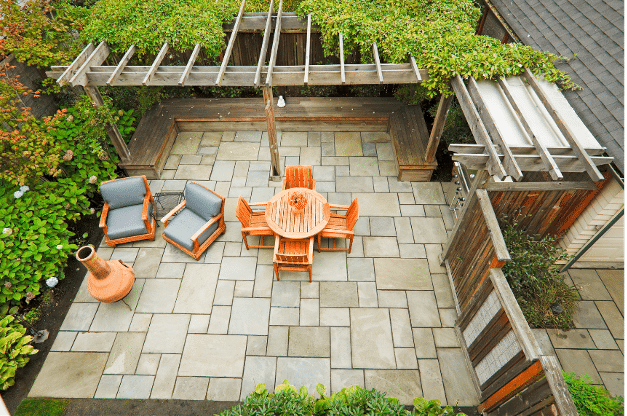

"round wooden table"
[265, 188, 329, 239]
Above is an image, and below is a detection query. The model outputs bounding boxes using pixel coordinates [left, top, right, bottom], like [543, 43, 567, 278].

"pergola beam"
[372, 43, 383, 84]
[263, 86, 281, 176]
[179, 43, 201, 86]
[304, 14, 312, 84]
[522, 68, 604, 182]
[217, 0, 246, 86]
[224, 12, 312, 32]
[107, 45, 135, 86]
[497, 77, 562, 180]
[254, 0, 274, 86]
[69, 41, 109, 87]
[58, 43, 95, 86]
[142, 42, 169, 86]
[425, 93, 454, 163]
[410, 56, 422, 82]
[339, 33, 346, 85]
[265, 0, 283, 86]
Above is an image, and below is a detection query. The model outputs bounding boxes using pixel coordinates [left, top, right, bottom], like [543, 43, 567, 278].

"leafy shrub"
[437, 99, 473, 145]
[219, 381, 466, 416]
[501, 221, 578, 329]
[564, 372, 623, 416]
[0, 316, 38, 390]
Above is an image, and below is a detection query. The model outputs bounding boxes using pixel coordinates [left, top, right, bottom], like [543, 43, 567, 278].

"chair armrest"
[161, 201, 186, 226]
[329, 204, 350, 210]
[241, 226, 272, 232]
[142, 197, 151, 221]
[99, 203, 110, 229]
[248, 202, 267, 207]
[308, 237, 314, 261]
[323, 229, 354, 236]
[190, 213, 223, 242]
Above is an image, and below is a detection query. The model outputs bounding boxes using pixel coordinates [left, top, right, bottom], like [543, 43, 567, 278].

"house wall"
[559, 176, 624, 267]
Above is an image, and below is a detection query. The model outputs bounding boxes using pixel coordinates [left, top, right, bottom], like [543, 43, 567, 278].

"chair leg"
[273, 263, 280, 281]
[317, 234, 321, 253]
[308, 266, 312, 283]
[242, 232, 249, 250]
[348, 236, 353, 254]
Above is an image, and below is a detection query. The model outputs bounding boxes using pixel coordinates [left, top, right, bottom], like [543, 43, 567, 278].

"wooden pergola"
[46, 0, 431, 177]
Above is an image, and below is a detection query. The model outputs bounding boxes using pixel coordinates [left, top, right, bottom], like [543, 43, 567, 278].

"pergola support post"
[426, 93, 454, 163]
[263, 87, 281, 177]
[83, 86, 131, 161]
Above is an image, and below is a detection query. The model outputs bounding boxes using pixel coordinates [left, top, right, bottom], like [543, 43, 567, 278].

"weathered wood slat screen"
[443, 187, 578, 415]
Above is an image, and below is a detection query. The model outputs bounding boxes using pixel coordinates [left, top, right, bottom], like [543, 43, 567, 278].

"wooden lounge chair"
[162, 182, 226, 260]
[99, 175, 157, 247]
[282, 165, 316, 190]
[273, 236, 314, 282]
[236, 196, 274, 249]
[318, 199, 359, 253]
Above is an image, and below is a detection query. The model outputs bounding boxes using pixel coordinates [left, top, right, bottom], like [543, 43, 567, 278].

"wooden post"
[83, 86, 131, 161]
[263, 87, 281, 177]
[425, 93, 453, 163]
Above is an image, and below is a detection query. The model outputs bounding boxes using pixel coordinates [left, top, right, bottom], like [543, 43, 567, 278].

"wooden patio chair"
[236, 196, 274, 249]
[273, 236, 314, 282]
[99, 175, 157, 247]
[317, 199, 359, 254]
[162, 182, 226, 260]
[282, 165, 316, 190]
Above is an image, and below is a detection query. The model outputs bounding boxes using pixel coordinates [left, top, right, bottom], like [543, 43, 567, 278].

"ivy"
[299, 0, 578, 95]
[0, 316, 38, 391]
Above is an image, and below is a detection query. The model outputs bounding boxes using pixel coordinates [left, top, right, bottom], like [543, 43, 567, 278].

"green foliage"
[0, 316, 38, 391]
[501, 220, 578, 329]
[437, 99, 473, 145]
[219, 380, 466, 416]
[82, 0, 238, 60]
[102, 86, 168, 120]
[15, 398, 69, 416]
[299, 0, 578, 96]
[564, 372, 623, 416]
[246, 0, 301, 12]
[0, 0, 87, 69]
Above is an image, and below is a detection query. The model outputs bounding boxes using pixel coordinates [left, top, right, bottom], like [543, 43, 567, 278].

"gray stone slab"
[179, 334, 247, 377]
[362, 142, 377, 157]
[151, 354, 181, 399]
[588, 349, 624, 373]
[390, 309, 414, 348]
[600, 372, 624, 398]
[351, 308, 396, 369]
[172, 377, 209, 400]
[358, 282, 378, 307]
[418, 359, 447, 405]
[347, 258, 375, 282]
[361, 131, 390, 143]
[410, 217, 448, 243]
[407, 291, 441, 327]
[335, 177, 374, 192]
[180, 154, 201, 164]
[156, 262, 186, 278]
[289, 327, 330, 357]
[136, 354, 161, 375]
[247, 336, 268, 356]
[210, 161, 235, 181]
[234, 280, 254, 297]
[369, 217, 396, 237]
[72, 332, 116, 352]
[281, 132, 308, 147]
[275, 358, 331, 398]
[253, 265, 274, 298]
[208, 305, 231, 334]
[398, 192, 415, 205]
[399, 244, 427, 259]
[373, 176, 389, 193]
[425, 244, 447, 274]
[320, 282, 358, 307]
[547, 329, 596, 349]
[400, 205, 425, 217]
[94, 375, 122, 399]
[217, 142, 260, 160]
[437, 348, 479, 406]
[573, 301, 608, 329]
[219, 257, 257, 280]
[30, 352, 108, 398]
[364, 370, 422, 405]
[174, 164, 212, 180]
[349, 157, 379, 176]
[51, 331, 77, 352]
[136, 279, 180, 313]
[267, 326, 289, 356]
[214, 280, 235, 305]
[531, 329, 556, 356]
[247, 170, 269, 187]
[331, 369, 364, 393]
[117, 375, 154, 399]
[596, 301, 624, 339]
[129, 314, 152, 332]
[171, 133, 201, 154]
[207, 378, 242, 401]
[378, 161, 397, 176]
[308, 132, 321, 147]
[555, 349, 602, 383]
[90, 279, 144, 332]
[229, 298, 271, 335]
[270, 307, 299, 325]
[569, 269, 612, 300]
[301, 147, 322, 166]
[241, 357, 276, 399]
[433, 328, 459, 348]
[378, 291, 408, 308]
[312, 252, 348, 281]
[353, 217, 370, 237]
[374, 259, 432, 290]
[313, 165, 335, 181]
[432, 273, 455, 309]
[395, 348, 418, 369]
[330, 327, 352, 369]
[300, 298, 320, 326]
[394, 217, 414, 244]
[363, 237, 400, 257]
[376, 142, 394, 160]
[413, 328, 437, 358]
[235, 130, 262, 142]
[60, 303, 99, 331]
[589, 329, 620, 349]
[320, 308, 350, 326]
[353, 193, 400, 216]
[133, 248, 164, 277]
[272, 281, 300, 307]
[335, 132, 362, 156]
[301, 282, 319, 298]
[174, 264, 219, 314]
[143, 314, 190, 353]
[412, 183, 445, 205]
[596, 269, 624, 314]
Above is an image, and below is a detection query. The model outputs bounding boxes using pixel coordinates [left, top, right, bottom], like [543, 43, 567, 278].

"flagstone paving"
[29, 129, 623, 405]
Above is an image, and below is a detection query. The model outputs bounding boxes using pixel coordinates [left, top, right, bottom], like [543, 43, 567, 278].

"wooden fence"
[442, 186, 578, 415]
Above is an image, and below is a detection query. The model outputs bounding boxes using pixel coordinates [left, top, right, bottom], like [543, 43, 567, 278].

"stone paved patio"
[29, 129, 478, 405]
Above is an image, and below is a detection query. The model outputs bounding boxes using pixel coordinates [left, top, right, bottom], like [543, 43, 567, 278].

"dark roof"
[489, 0, 624, 174]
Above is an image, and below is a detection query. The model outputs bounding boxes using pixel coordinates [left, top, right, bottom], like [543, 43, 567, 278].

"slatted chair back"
[283, 165, 315, 190]
[235, 196, 252, 228]
[346, 199, 359, 231]
[275, 253, 308, 263]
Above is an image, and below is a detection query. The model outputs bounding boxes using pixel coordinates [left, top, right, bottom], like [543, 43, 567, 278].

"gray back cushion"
[185, 183, 222, 221]
[101, 177, 147, 209]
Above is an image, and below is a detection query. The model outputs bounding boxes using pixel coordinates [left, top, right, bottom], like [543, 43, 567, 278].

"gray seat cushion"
[164, 208, 218, 252]
[101, 177, 148, 210]
[106, 203, 153, 240]
[185, 183, 222, 222]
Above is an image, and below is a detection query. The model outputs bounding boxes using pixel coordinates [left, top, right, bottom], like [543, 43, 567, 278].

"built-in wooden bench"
[120, 97, 434, 181]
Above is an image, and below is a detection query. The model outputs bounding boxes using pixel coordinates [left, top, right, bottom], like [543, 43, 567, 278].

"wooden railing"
[442, 184, 578, 415]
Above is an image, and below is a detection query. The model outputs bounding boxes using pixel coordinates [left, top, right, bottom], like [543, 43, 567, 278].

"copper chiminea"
[76, 246, 135, 303]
